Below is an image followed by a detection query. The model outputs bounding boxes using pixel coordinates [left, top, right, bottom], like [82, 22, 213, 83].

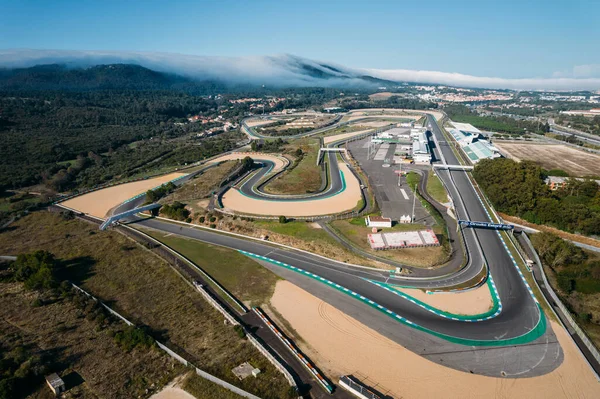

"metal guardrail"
[339, 376, 381, 399]
[253, 307, 333, 394]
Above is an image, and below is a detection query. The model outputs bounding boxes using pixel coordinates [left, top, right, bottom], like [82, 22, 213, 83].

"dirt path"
[221, 162, 362, 217]
[62, 172, 186, 218]
[270, 280, 599, 399]
[150, 374, 195, 399]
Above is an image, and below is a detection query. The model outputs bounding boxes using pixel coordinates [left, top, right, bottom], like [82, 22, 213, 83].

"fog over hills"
[1, 49, 599, 91]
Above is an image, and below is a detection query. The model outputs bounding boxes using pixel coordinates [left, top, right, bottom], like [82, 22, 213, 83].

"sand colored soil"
[494, 141, 600, 177]
[221, 162, 362, 217]
[347, 108, 444, 122]
[245, 118, 278, 127]
[323, 129, 373, 144]
[209, 152, 287, 174]
[270, 281, 599, 399]
[150, 386, 195, 399]
[61, 173, 186, 218]
[397, 284, 493, 315]
[368, 92, 396, 100]
[348, 114, 421, 122]
[356, 121, 398, 127]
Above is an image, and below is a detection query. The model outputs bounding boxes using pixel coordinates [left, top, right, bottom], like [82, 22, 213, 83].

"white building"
[365, 215, 392, 228]
[412, 132, 431, 164]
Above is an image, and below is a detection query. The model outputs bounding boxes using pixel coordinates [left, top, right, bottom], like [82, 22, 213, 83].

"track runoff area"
[62, 110, 575, 382]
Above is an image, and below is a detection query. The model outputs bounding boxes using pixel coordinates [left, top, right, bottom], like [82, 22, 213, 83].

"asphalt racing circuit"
[59, 111, 566, 379]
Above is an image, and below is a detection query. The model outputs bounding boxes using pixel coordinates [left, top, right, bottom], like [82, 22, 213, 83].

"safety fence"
[520, 234, 600, 380]
[69, 283, 261, 398]
[193, 282, 239, 326]
[339, 376, 381, 399]
[252, 307, 333, 394]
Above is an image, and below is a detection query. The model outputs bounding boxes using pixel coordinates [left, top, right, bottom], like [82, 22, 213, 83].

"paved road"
[109, 113, 563, 378]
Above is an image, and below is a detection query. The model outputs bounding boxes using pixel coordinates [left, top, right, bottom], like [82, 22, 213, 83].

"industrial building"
[371, 128, 412, 144]
[412, 131, 431, 164]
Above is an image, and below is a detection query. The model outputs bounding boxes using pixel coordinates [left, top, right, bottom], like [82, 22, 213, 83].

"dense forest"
[0, 89, 244, 190]
[338, 95, 438, 110]
[444, 104, 549, 134]
[531, 232, 600, 328]
[473, 158, 600, 235]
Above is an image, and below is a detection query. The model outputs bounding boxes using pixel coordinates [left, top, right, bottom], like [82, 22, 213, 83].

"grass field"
[0, 211, 291, 398]
[494, 141, 600, 177]
[263, 138, 323, 194]
[427, 170, 449, 204]
[215, 217, 387, 268]
[143, 230, 280, 308]
[329, 218, 447, 267]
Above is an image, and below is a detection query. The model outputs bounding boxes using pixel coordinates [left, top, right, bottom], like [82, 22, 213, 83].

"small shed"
[45, 373, 65, 396]
[365, 215, 392, 228]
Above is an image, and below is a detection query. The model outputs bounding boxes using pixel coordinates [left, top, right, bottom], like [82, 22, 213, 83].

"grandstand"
[447, 123, 500, 163]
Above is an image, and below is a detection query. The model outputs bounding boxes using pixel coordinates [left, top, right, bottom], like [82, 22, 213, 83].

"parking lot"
[347, 137, 434, 225]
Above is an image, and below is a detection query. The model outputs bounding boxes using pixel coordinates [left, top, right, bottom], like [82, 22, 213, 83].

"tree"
[13, 250, 58, 290]
[241, 156, 254, 172]
[278, 215, 287, 224]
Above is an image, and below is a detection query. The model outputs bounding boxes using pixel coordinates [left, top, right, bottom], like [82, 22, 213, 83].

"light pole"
[411, 183, 416, 222]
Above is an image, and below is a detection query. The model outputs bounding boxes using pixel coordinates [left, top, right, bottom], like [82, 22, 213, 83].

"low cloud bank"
[1, 49, 599, 91]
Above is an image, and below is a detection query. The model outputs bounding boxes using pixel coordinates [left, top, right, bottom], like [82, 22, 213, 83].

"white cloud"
[1, 49, 599, 91]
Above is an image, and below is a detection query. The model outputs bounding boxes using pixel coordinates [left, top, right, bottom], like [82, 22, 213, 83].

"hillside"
[0, 64, 228, 92]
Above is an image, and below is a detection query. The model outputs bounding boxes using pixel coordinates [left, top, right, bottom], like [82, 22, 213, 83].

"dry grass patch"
[263, 138, 322, 194]
[494, 141, 600, 177]
[0, 282, 183, 398]
[0, 212, 291, 399]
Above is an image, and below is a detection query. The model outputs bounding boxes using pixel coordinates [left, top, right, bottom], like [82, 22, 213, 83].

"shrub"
[114, 326, 154, 351]
[209, 224, 216, 229]
[278, 215, 287, 224]
[13, 250, 58, 291]
[233, 325, 246, 339]
[199, 216, 205, 223]
[209, 216, 216, 223]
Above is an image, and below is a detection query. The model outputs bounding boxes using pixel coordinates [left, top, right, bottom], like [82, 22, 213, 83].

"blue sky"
[1, 0, 599, 79]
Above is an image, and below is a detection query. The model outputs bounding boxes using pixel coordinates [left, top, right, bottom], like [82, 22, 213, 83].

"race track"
[72, 112, 564, 377]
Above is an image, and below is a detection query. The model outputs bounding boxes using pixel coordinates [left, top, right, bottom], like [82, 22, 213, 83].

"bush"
[278, 215, 287, 224]
[30, 298, 43, 307]
[199, 216, 205, 223]
[233, 325, 246, 339]
[13, 250, 58, 291]
[161, 201, 190, 221]
[209, 216, 216, 223]
[113, 326, 154, 351]
[209, 224, 216, 229]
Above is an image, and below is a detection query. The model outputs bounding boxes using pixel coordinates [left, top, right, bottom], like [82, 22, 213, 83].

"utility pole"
[398, 163, 402, 186]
